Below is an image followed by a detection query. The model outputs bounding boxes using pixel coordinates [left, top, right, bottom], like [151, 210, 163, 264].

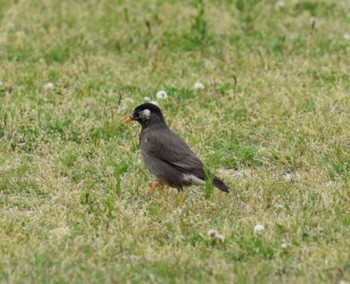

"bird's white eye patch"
[141, 109, 151, 119]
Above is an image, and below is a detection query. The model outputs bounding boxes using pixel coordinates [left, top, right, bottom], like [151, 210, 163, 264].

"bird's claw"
[147, 181, 160, 195]
[177, 191, 186, 206]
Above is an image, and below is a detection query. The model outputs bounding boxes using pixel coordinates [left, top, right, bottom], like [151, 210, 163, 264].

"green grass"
[1, 0, 350, 283]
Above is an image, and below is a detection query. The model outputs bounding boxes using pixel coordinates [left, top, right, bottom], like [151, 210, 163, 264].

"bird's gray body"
[128, 103, 231, 193]
[140, 126, 206, 190]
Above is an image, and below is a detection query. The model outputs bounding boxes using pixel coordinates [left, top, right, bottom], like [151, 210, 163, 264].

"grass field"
[1, 0, 350, 283]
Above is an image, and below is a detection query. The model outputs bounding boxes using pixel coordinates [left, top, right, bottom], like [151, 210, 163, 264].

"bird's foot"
[147, 181, 162, 195]
[177, 191, 186, 206]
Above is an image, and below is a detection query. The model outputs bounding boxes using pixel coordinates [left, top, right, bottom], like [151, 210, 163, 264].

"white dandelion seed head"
[254, 224, 265, 234]
[343, 33, 350, 40]
[274, 203, 284, 209]
[150, 101, 159, 106]
[156, 90, 168, 100]
[283, 172, 292, 182]
[43, 82, 55, 90]
[194, 82, 205, 90]
[216, 234, 225, 242]
[144, 96, 151, 101]
[281, 243, 288, 249]
[207, 229, 219, 238]
[275, 1, 285, 10]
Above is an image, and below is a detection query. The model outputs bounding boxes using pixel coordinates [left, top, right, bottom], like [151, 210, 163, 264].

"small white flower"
[343, 33, 350, 40]
[275, 1, 285, 10]
[254, 224, 265, 234]
[156, 90, 168, 100]
[275, 203, 284, 209]
[207, 229, 219, 238]
[144, 96, 151, 101]
[283, 172, 292, 182]
[216, 234, 225, 242]
[207, 229, 225, 242]
[194, 82, 205, 90]
[43, 82, 55, 90]
[150, 101, 159, 106]
[281, 243, 288, 249]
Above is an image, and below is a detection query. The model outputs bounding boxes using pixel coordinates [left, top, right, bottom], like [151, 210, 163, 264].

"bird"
[123, 103, 231, 194]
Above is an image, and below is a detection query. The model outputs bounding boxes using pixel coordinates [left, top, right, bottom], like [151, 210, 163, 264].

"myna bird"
[123, 103, 231, 194]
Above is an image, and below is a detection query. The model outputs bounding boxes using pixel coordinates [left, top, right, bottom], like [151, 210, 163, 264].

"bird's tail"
[213, 177, 231, 193]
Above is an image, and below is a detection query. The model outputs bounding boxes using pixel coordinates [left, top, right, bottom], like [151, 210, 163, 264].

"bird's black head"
[123, 103, 166, 128]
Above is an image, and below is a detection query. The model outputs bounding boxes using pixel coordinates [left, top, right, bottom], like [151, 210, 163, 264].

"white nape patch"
[141, 109, 151, 120]
[182, 174, 206, 185]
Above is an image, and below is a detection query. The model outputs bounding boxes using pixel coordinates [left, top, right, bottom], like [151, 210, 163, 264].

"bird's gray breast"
[140, 131, 161, 174]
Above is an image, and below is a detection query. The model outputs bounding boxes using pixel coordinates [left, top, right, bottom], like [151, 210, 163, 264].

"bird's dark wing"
[141, 128, 206, 179]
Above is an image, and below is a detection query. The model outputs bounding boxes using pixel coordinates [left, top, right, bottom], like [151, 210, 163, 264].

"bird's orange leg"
[147, 181, 161, 195]
[177, 191, 186, 206]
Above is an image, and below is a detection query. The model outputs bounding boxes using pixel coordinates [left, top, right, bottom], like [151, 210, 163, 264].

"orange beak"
[122, 116, 133, 124]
